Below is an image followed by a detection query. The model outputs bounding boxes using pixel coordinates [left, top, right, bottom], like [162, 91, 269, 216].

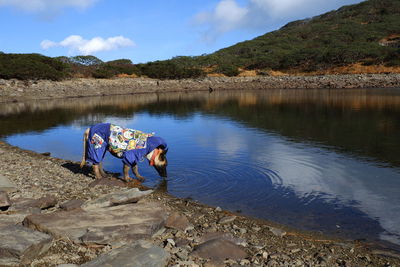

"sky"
[0, 0, 364, 63]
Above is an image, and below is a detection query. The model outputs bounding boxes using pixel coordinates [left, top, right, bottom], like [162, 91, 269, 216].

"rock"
[59, 199, 84, 211]
[268, 227, 286, 237]
[191, 238, 247, 261]
[88, 177, 126, 188]
[57, 265, 79, 267]
[10, 195, 57, 211]
[165, 212, 192, 232]
[0, 225, 52, 266]
[0, 213, 28, 228]
[81, 188, 153, 210]
[0, 191, 11, 210]
[23, 201, 166, 246]
[0, 175, 17, 193]
[218, 216, 236, 225]
[199, 232, 246, 246]
[81, 240, 169, 267]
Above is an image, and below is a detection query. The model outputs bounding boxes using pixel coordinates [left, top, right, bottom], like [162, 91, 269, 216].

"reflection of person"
[80, 123, 168, 182]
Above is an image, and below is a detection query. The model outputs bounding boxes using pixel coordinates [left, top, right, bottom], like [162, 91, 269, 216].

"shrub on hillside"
[0, 53, 68, 80]
[215, 64, 240, 77]
[138, 61, 205, 79]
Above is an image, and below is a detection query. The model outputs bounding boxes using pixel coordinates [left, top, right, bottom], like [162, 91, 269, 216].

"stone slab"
[0, 175, 17, 193]
[9, 195, 57, 212]
[23, 201, 166, 246]
[191, 238, 247, 261]
[88, 178, 126, 188]
[59, 199, 84, 211]
[0, 225, 52, 266]
[165, 212, 193, 232]
[81, 240, 169, 267]
[0, 213, 28, 228]
[81, 188, 153, 210]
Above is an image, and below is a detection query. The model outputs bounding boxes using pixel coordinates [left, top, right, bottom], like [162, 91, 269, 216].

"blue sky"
[0, 0, 364, 63]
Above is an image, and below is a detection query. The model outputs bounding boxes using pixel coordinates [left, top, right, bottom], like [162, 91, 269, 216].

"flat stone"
[0, 213, 28, 228]
[82, 188, 153, 210]
[191, 238, 247, 261]
[88, 178, 126, 188]
[268, 227, 287, 237]
[23, 201, 166, 246]
[59, 199, 84, 211]
[0, 225, 52, 266]
[10, 195, 57, 211]
[0, 175, 17, 193]
[81, 240, 169, 267]
[199, 232, 246, 246]
[165, 212, 193, 232]
[218, 216, 236, 225]
[0, 191, 11, 210]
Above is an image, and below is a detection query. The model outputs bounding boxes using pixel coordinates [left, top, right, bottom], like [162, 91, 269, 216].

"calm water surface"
[1, 89, 400, 248]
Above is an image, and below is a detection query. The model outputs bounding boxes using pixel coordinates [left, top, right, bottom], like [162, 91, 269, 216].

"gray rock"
[218, 216, 236, 225]
[268, 227, 286, 237]
[59, 199, 84, 211]
[10, 195, 57, 211]
[23, 201, 166, 246]
[81, 188, 153, 210]
[165, 212, 192, 232]
[0, 225, 52, 266]
[81, 240, 169, 267]
[191, 238, 247, 261]
[0, 175, 17, 193]
[88, 177, 126, 188]
[199, 232, 246, 246]
[0, 191, 11, 210]
[57, 265, 79, 267]
[0, 213, 28, 228]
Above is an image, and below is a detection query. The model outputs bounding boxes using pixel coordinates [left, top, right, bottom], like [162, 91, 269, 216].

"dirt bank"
[1, 141, 400, 266]
[1, 73, 400, 102]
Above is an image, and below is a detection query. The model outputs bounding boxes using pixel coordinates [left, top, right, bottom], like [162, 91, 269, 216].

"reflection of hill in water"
[1, 89, 400, 167]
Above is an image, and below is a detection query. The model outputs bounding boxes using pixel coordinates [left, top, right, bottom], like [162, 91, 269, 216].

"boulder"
[23, 201, 166, 246]
[81, 240, 169, 267]
[0, 225, 52, 266]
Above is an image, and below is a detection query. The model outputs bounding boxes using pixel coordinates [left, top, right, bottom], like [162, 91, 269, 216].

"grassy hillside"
[1, 0, 399, 80]
[169, 0, 400, 74]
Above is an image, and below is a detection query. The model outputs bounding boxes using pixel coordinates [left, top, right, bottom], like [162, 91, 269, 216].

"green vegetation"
[0, 0, 399, 80]
[165, 0, 400, 72]
[0, 53, 68, 80]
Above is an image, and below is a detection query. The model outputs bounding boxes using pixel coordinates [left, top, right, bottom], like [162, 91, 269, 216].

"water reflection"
[1, 89, 400, 247]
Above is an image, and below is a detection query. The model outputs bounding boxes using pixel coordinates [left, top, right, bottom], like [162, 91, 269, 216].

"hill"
[167, 0, 400, 75]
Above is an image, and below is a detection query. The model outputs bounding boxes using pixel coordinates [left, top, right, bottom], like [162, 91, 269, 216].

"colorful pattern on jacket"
[108, 124, 154, 157]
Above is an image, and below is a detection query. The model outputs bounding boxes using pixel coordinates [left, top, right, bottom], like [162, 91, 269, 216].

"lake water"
[1, 88, 400, 249]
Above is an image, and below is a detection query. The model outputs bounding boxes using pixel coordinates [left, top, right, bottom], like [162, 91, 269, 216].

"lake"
[1, 88, 400, 249]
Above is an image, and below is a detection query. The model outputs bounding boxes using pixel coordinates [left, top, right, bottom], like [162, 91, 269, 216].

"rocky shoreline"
[1, 73, 400, 102]
[1, 75, 400, 266]
[1, 141, 400, 266]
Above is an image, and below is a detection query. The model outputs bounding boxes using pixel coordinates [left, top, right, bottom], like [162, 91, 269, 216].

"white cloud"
[193, 0, 364, 40]
[0, 0, 96, 14]
[41, 35, 135, 55]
